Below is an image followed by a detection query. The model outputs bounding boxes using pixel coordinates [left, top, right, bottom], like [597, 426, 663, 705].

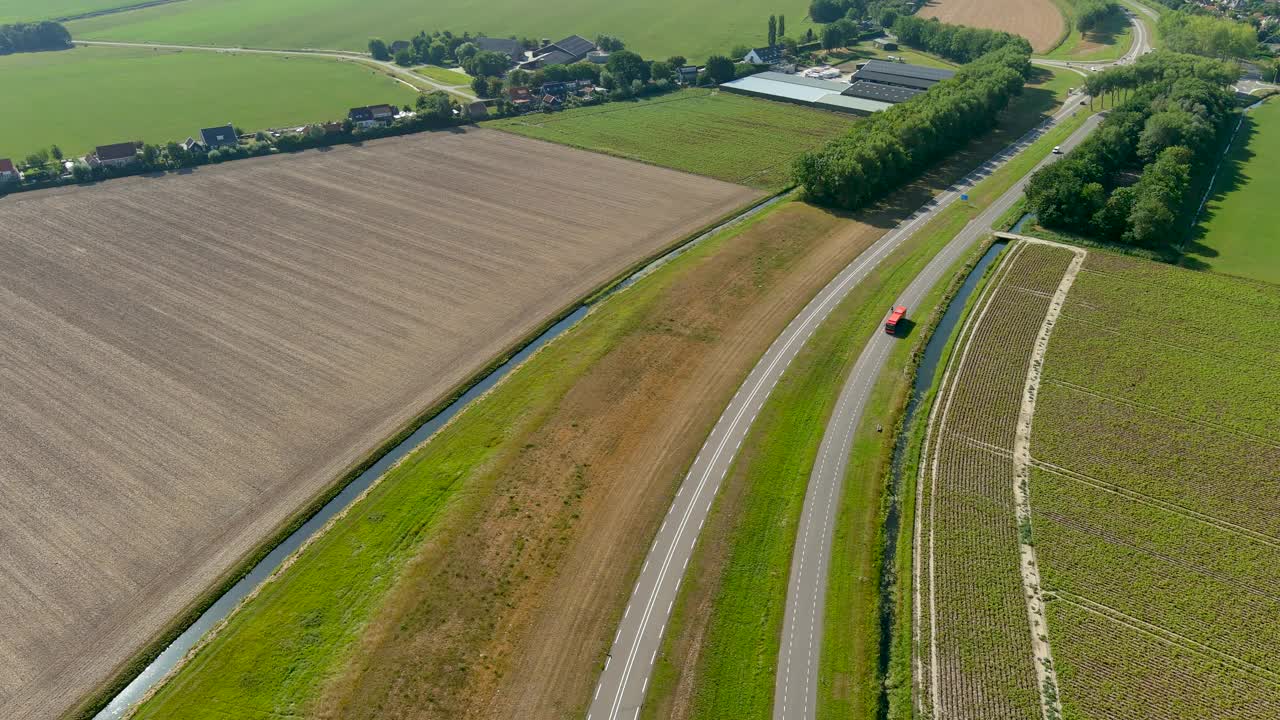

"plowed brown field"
[0, 128, 758, 719]
[918, 0, 1064, 53]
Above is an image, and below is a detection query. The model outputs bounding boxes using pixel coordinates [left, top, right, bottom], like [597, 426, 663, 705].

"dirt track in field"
[918, 0, 1064, 53]
[0, 128, 758, 720]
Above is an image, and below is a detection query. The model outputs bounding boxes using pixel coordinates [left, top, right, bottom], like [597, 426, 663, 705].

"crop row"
[1031, 468, 1280, 596]
[1029, 382, 1280, 539]
[920, 242, 1077, 719]
[1079, 252, 1280, 314]
[1048, 598, 1280, 720]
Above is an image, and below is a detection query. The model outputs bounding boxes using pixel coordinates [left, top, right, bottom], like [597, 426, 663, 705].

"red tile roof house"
[0, 158, 18, 184]
[87, 141, 141, 168]
[507, 86, 534, 109]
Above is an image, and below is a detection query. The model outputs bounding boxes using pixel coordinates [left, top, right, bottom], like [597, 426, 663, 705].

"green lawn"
[67, 0, 815, 62]
[1190, 99, 1280, 283]
[1041, 0, 1134, 63]
[0, 45, 416, 161]
[414, 64, 470, 86]
[486, 89, 854, 189]
[831, 40, 960, 71]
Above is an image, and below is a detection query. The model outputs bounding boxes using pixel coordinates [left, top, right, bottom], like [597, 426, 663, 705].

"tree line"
[0, 21, 72, 54]
[1157, 11, 1257, 59]
[891, 15, 1033, 63]
[794, 41, 1032, 210]
[1074, 0, 1121, 34]
[1025, 51, 1239, 248]
[810, 0, 916, 28]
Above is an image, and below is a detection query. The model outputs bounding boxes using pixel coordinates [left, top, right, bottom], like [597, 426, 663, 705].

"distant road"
[74, 40, 477, 99]
[771, 108, 1104, 720]
[588, 84, 1098, 720]
[1034, 4, 1153, 76]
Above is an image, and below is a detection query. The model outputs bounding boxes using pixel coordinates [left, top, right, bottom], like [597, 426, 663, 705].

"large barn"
[721, 60, 956, 116]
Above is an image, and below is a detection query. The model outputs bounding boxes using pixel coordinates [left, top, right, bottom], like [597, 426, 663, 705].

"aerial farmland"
[0, 128, 758, 720]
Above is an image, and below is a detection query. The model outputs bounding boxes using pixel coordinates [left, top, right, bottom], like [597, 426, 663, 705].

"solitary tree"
[606, 50, 650, 85]
[779, 15, 786, 39]
[50, 144, 63, 161]
[368, 38, 390, 60]
[769, 15, 778, 46]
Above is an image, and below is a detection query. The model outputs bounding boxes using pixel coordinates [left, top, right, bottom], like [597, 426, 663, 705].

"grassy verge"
[414, 64, 470, 86]
[828, 41, 959, 71]
[1041, 0, 1134, 63]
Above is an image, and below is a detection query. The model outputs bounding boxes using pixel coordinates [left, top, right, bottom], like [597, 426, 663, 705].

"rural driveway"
[588, 90, 1100, 720]
[74, 40, 476, 99]
[772, 109, 1105, 720]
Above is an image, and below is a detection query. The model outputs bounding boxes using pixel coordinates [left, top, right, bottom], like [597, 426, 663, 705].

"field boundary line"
[1056, 311, 1280, 371]
[1053, 591, 1280, 686]
[916, 241, 1028, 718]
[1032, 460, 1280, 548]
[1043, 379, 1280, 447]
[1013, 240, 1083, 720]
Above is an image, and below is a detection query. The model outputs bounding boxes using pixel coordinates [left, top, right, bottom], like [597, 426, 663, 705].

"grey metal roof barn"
[842, 80, 923, 103]
[720, 72, 890, 115]
[851, 59, 955, 90]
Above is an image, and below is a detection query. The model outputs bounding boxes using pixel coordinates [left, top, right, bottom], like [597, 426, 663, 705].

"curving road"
[1034, 1, 1154, 76]
[588, 87, 1097, 720]
[771, 110, 1104, 720]
[74, 39, 477, 99]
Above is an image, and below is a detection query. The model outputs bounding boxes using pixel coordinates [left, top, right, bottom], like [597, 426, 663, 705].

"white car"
[1052, 146, 1063, 155]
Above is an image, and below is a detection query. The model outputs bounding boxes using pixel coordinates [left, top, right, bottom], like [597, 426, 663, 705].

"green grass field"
[486, 89, 854, 189]
[832, 40, 960, 71]
[0, 45, 416, 161]
[66, 0, 814, 62]
[1041, 7, 1133, 62]
[414, 64, 470, 86]
[1032, 252, 1280, 719]
[1191, 99, 1280, 283]
[0, 0, 135, 22]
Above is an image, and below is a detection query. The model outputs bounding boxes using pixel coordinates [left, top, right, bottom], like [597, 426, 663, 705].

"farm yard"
[916, 241, 1079, 720]
[486, 89, 856, 190]
[64, 0, 813, 62]
[1192, 99, 1280, 283]
[0, 45, 418, 161]
[917, 0, 1065, 53]
[1029, 252, 1280, 719]
[0, 128, 758, 720]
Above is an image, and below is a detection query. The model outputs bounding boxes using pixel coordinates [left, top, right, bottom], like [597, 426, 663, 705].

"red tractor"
[885, 305, 907, 336]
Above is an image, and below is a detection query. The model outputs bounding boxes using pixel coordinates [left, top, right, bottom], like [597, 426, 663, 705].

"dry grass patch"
[918, 0, 1065, 52]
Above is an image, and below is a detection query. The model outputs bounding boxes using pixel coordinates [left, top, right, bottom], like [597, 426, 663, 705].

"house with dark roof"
[744, 45, 785, 65]
[0, 158, 17, 183]
[200, 124, 238, 149]
[474, 36, 525, 63]
[87, 142, 141, 168]
[851, 59, 954, 90]
[463, 101, 490, 120]
[348, 104, 396, 128]
[676, 65, 701, 85]
[521, 34, 597, 69]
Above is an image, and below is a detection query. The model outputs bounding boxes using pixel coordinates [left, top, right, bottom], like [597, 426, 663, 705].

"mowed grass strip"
[0, 45, 416, 160]
[65, 0, 815, 62]
[414, 64, 470, 86]
[1191, 99, 1280, 283]
[486, 89, 854, 189]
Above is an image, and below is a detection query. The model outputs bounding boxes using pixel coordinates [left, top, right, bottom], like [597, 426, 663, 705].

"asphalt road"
[587, 92, 1099, 720]
[74, 40, 477, 99]
[771, 110, 1105, 720]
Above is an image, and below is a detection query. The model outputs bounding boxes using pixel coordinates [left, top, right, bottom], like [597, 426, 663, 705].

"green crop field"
[1191, 99, 1280, 283]
[66, 0, 814, 62]
[486, 89, 854, 189]
[1029, 252, 1280, 719]
[0, 0, 135, 22]
[0, 45, 416, 161]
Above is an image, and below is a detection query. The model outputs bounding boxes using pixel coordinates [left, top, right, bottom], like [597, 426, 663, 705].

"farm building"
[719, 72, 891, 115]
[872, 37, 898, 51]
[0, 158, 17, 183]
[851, 59, 954, 90]
[348, 104, 396, 128]
[744, 45, 784, 65]
[474, 36, 525, 63]
[843, 80, 922, 103]
[521, 35, 598, 69]
[87, 142, 141, 168]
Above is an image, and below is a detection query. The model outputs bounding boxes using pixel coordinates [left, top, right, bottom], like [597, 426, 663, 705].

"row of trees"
[1075, 0, 1121, 33]
[794, 42, 1032, 209]
[1025, 52, 1239, 248]
[810, 0, 916, 31]
[1158, 11, 1257, 59]
[891, 15, 1033, 63]
[0, 21, 71, 54]
[767, 14, 788, 47]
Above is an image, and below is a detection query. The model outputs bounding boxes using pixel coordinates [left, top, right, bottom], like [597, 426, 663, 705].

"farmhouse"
[199, 124, 238, 149]
[474, 36, 524, 63]
[720, 72, 892, 115]
[0, 158, 17, 183]
[463, 101, 489, 120]
[348, 104, 396, 128]
[744, 45, 784, 65]
[507, 86, 534, 109]
[677, 65, 700, 84]
[87, 141, 141, 168]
